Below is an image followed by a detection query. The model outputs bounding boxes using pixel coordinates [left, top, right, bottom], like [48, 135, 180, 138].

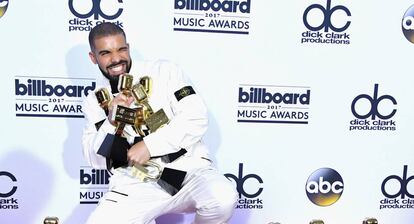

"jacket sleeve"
[143, 62, 209, 157]
[81, 91, 116, 169]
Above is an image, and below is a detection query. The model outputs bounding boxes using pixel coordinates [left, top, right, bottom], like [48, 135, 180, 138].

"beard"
[99, 60, 132, 83]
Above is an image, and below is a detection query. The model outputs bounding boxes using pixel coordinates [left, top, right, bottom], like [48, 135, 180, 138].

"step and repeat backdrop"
[1, 0, 414, 223]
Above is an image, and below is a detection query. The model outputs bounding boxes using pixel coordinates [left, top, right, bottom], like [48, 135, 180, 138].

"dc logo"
[0, 171, 17, 198]
[381, 165, 414, 199]
[225, 163, 263, 198]
[351, 84, 397, 120]
[402, 4, 414, 43]
[68, 0, 123, 20]
[303, 0, 351, 32]
[0, 0, 9, 19]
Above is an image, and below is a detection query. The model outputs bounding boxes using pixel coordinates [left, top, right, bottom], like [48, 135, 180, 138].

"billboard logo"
[173, 0, 251, 35]
[14, 76, 95, 118]
[306, 168, 344, 206]
[237, 84, 310, 124]
[0, 171, 19, 209]
[402, 4, 414, 43]
[349, 84, 397, 131]
[68, 0, 124, 32]
[380, 165, 414, 209]
[174, 0, 251, 13]
[225, 163, 264, 209]
[15, 79, 95, 97]
[80, 168, 110, 204]
[301, 0, 351, 45]
[0, 0, 9, 19]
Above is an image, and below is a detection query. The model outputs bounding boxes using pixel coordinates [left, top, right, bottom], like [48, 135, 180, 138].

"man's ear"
[89, 51, 97, 64]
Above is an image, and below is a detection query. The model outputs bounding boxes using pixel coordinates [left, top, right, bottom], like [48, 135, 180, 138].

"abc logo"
[303, 0, 351, 32]
[351, 84, 397, 120]
[0, 171, 17, 198]
[0, 0, 9, 18]
[402, 4, 414, 43]
[68, 0, 123, 20]
[306, 168, 344, 206]
[381, 165, 414, 199]
[225, 163, 263, 198]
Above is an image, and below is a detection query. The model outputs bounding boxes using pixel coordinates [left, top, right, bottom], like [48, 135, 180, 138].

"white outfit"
[82, 60, 237, 224]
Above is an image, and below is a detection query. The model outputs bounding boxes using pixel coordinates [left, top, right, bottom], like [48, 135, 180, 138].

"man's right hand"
[107, 93, 134, 126]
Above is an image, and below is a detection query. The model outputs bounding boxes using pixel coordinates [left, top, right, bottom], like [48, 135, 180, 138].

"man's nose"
[111, 53, 122, 64]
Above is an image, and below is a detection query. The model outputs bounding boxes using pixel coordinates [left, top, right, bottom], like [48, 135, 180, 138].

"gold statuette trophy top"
[309, 220, 324, 224]
[363, 218, 378, 224]
[43, 217, 59, 224]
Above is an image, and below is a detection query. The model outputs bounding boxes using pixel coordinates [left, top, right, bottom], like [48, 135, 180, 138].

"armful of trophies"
[94, 73, 186, 196]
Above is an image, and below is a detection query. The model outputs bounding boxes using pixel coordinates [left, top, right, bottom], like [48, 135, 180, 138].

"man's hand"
[107, 93, 134, 126]
[128, 141, 151, 165]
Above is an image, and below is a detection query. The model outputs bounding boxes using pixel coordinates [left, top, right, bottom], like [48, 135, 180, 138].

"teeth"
[110, 65, 123, 72]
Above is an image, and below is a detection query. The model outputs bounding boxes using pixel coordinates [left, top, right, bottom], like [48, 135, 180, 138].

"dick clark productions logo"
[0, 171, 19, 209]
[349, 84, 397, 131]
[301, 0, 351, 45]
[380, 165, 414, 209]
[68, 0, 124, 32]
[225, 163, 264, 209]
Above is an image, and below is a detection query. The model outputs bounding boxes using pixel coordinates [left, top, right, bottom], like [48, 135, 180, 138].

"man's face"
[89, 34, 132, 82]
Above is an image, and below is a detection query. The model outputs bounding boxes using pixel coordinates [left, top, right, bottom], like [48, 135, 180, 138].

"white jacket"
[82, 60, 211, 172]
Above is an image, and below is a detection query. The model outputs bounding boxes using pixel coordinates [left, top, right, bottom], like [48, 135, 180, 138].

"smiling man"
[88, 24, 132, 83]
[82, 22, 237, 224]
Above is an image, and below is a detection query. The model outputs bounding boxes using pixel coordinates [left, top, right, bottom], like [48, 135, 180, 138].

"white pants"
[86, 166, 238, 224]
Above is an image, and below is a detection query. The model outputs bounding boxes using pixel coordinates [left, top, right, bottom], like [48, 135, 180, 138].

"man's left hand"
[127, 141, 151, 165]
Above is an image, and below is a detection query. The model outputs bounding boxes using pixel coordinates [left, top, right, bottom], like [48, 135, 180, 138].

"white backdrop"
[1, 0, 414, 223]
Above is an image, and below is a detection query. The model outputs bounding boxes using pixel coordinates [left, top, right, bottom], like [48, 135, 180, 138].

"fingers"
[113, 93, 133, 107]
[127, 142, 150, 166]
[126, 96, 134, 105]
[127, 151, 145, 165]
[109, 93, 133, 111]
[106, 93, 134, 126]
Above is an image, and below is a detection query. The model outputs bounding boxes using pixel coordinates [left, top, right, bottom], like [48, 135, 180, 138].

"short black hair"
[88, 22, 126, 51]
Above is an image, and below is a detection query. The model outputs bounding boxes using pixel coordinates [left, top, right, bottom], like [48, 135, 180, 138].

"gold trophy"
[363, 218, 378, 224]
[113, 73, 169, 134]
[118, 73, 134, 96]
[139, 76, 152, 96]
[95, 87, 112, 111]
[43, 217, 59, 224]
[131, 82, 169, 133]
[111, 73, 136, 135]
[96, 74, 136, 169]
[309, 219, 324, 224]
[98, 73, 186, 195]
[112, 74, 170, 182]
[114, 74, 169, 135]
[94, 87, 112, 130]
[111, 104, 163, 182]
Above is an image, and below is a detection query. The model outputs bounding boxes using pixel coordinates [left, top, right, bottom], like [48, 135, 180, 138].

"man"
[82, 22, 237, 224]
